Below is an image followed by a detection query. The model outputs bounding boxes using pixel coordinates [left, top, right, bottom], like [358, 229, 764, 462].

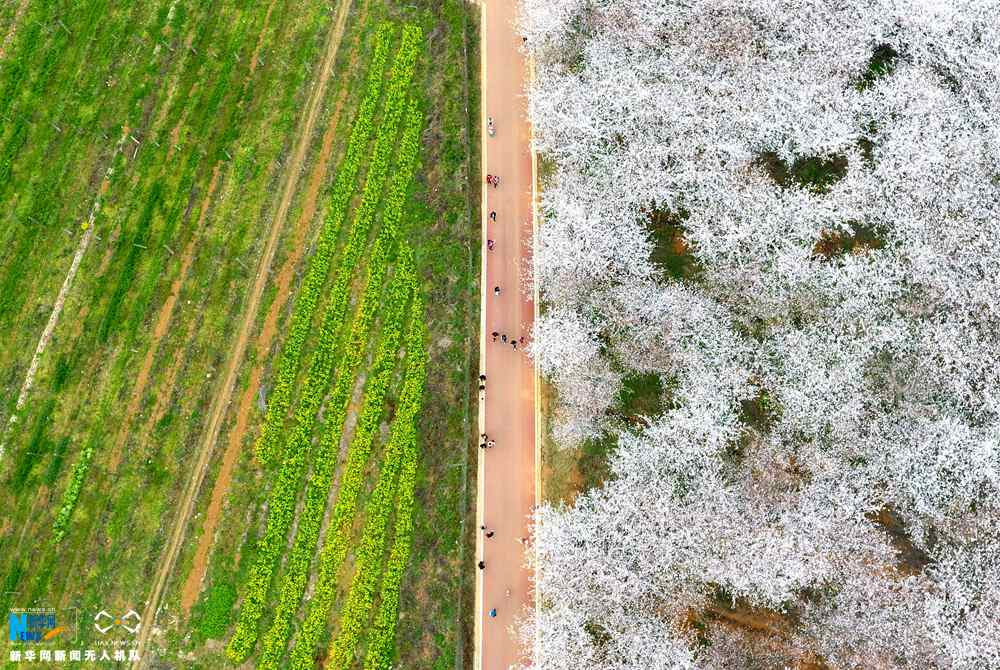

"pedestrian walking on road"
[489, 608, 497, 618]
[512, 340, 518, 351]
[486, 174, 494, 186]
[478, 560, 486, 570]
[493, 175, 500, 188]
[494, 286, 501, 296]
[491, 331, 498, 342]
[484, 528, 495, 538]
[501, 334, 508, 344]
[487, 239, 495, 251]
[480, 374, 487, 382]
[519, 336, 525, 347]
[487, 439, 496, 449]
[489, 210, 496, 221]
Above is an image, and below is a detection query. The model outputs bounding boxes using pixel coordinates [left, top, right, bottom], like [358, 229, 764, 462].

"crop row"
[284, 104, 426, 668]
[324, 294, 428, 670]
[257, 104, 426, 670]
[362, 414, 421, 670]
[258, 257, 413, 669]
[253, 21, 402, 466]
[225, 28, 419, 663]
[266, 29, 421, 474]
[289, 285, 425, 670]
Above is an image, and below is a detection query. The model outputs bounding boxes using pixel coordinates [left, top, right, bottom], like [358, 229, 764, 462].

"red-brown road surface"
[476, 1, 537, 669]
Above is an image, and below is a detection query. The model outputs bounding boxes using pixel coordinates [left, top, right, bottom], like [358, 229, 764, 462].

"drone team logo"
[93, 609, 141, 635]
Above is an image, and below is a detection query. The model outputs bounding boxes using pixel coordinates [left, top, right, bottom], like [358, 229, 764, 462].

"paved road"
[475, 1, 536, 669]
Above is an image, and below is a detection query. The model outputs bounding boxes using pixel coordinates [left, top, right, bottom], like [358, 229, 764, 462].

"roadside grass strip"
[289, 290, 425, 670]
[225, 28, 421, 664]
[325, 295, 427, 670]
[253, 21, 402, 466]
[257, 104, 425, 670]
[361, 402, 421, 670]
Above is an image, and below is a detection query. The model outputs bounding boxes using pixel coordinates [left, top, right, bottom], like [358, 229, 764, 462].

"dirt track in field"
[108, 163, 221, 474]
[131, 0, 357, 665]
[179, 15, 366, 613]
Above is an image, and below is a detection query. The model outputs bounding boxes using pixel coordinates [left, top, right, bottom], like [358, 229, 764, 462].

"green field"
[0, 0, 478, 667]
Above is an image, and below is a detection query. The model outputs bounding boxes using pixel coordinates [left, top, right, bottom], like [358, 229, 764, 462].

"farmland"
[0, 0, 478, 667]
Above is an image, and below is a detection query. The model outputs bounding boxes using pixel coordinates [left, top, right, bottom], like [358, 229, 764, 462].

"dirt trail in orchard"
[179, 15, 365, 613]
[131, 0, 357, 665]
[108, 163, 221, 474]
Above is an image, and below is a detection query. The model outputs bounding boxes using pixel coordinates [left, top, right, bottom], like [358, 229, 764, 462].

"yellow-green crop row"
[325, 298, 428, 670]
[279, 254, 414, 670]
[225, 28, 422, 664]
[257, 104, 425, 670]
[362, 421, 421, 670]
[290, 290, 426, 670]
[256, 256, 413, 667]
[252, 21, 395, 466]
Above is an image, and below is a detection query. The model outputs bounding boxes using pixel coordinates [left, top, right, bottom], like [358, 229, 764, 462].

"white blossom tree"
[520, 0, 1000, 667]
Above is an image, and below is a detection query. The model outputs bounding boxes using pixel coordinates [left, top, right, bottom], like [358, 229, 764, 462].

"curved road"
[475, 1, 537, 669]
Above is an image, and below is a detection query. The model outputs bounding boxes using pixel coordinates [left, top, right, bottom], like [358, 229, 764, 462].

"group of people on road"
[480, 104, 533, 635]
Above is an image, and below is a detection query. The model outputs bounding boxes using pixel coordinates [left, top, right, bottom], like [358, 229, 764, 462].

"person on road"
[494, 286, 501, 296]
[489, 210, 496, 221]
[487, 239, 495, 251]
[487, 439, 496, 448]
[487, 116, 496, 136]
[486, 174, 494, 186]
[480, 441, 487, 449]
[480, 374, 487, 382]
[493, 175, 500, 188]
[512, 340, 518, 351]
[501, 334, 508, 344]
[489, 608, 497, 618]
[491, 331, 498, 342]
[478, 560, 486, 570]
[519, 336, 525, 347]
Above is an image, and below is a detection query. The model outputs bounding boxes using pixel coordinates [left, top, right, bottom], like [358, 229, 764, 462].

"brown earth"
[178, 6, 365, 613]
[108, 163, 221, 474]
[131, 0, 358, 664]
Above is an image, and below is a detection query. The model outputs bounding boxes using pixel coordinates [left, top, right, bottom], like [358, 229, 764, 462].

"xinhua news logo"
[7, 610, 64, 643]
